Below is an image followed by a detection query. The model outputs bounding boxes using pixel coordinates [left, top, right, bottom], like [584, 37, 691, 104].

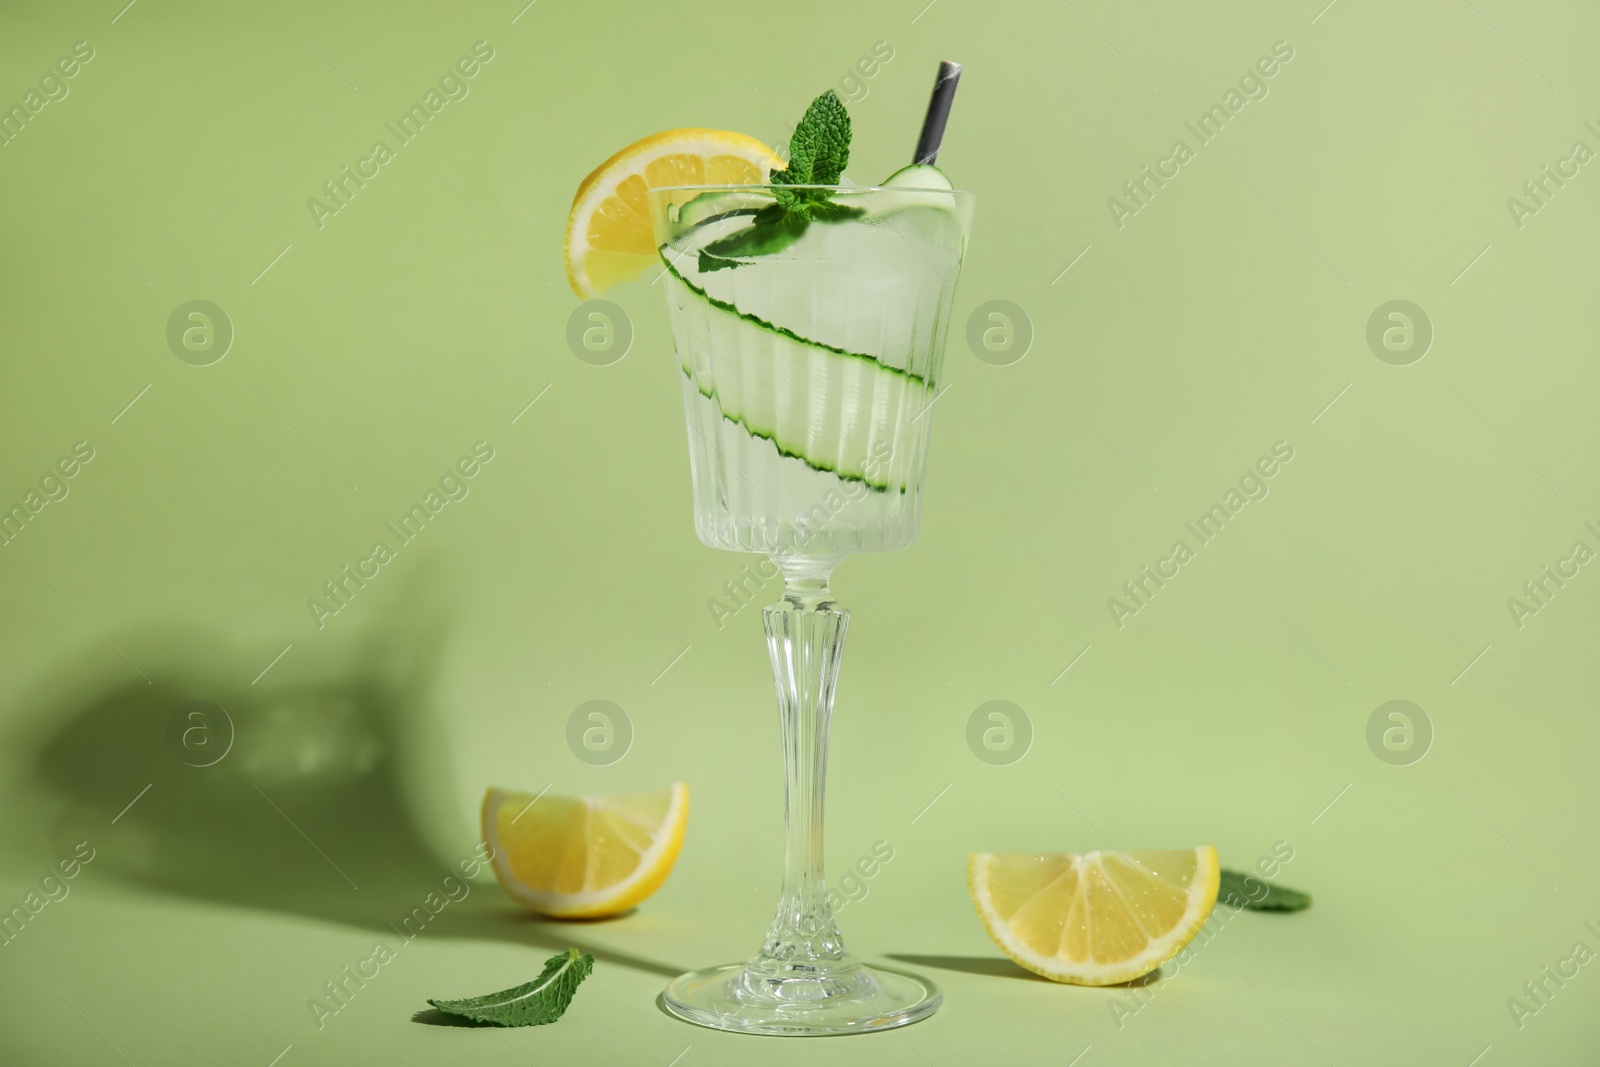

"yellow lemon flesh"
[564, 129, 782, 297]
[483, 783, 688, 919]
[968, 846, 1220, 985]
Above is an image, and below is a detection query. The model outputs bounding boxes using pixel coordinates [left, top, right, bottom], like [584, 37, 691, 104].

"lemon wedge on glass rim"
[482, 783, 689, 919]
[968, 846, 1220, 985]
[564, 129, 783, 298]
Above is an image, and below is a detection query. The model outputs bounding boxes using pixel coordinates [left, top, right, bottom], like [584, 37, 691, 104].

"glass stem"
[746, 557, 868, 997]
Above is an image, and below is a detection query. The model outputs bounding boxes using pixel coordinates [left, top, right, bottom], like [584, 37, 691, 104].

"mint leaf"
[1218, 869, 1312, 912]
[771, 90, 851, 205]
[805, 201, 866, 223]
[427, 949, 594, 1027]
[701, 204, 813, 265]
[696, 250, 744, 273]
[694, 90, 859, 273]
[694, 200, 867, 272]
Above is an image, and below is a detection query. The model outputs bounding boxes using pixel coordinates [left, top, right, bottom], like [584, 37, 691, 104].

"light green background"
[2, 0, 1597, 1064]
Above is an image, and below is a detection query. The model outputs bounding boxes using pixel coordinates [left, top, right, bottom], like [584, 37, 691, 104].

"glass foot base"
[662, 962, 940, 1036]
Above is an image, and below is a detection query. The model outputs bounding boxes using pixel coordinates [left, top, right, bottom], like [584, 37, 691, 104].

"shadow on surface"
[441, 910, 685, 979]
[889, 954, 1164, 987]
[410, 1008, 492, 1028]
[9, 571, 690, 982]
[1112, 968, 1162, 988]
[886, 954, 1053, 982]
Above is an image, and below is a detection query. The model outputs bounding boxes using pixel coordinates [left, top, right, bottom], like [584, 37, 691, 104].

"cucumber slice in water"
[672, 189, 769, 230]
[662, 261, 930, 491]
[658, 168, 960, 497]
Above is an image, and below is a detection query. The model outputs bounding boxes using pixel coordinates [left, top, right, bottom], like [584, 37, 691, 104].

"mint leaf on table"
[427, 949, 594, 1027]
[1218, 869, 1312, 912]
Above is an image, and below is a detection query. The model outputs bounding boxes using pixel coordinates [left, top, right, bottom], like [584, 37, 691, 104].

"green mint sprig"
[699, 90, 863, 272]
[426, 949, 594, 1026]
[770, 89, 852, 204]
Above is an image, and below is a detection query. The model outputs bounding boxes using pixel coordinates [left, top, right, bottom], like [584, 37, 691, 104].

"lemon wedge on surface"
[483, 783, 689, 919]
[968, 846, 1220, 985]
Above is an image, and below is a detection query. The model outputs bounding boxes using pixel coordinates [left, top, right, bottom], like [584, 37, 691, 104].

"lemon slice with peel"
[564, 129, 783, 297]
[968, 846, 1220, 985]
[483, 783, 689, 919]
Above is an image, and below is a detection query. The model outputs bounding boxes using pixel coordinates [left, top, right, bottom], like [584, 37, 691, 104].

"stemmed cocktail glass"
[648, 179, 974, 1035]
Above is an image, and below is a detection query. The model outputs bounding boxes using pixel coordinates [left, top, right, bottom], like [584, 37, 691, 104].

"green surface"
[1, 0, 1597, 1064]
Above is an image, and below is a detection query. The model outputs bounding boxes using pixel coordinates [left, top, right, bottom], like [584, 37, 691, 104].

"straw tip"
[913, 61, 964, 166]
